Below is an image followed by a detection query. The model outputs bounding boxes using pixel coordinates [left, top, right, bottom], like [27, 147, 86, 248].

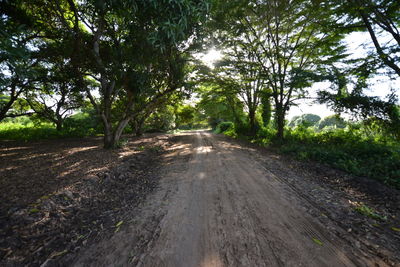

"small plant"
[116, 138, 129, 148]
[29, 208, 40, 213]
[354, 204, 387, 221]
[312, 237, 323, 246]
[115, 220, 124, 233]
[137, 145, 146, 151]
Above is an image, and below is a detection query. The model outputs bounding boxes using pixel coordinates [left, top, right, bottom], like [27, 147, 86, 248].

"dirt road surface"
[73, 131, 390, 267]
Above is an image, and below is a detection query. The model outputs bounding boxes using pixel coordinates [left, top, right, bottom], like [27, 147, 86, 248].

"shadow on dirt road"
[72, 131, 396, 267]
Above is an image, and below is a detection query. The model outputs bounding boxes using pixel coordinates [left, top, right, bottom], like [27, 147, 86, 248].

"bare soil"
[1, 131, 399, 266]
[0, 134, 169, 266]
[70, 131, 400, 267]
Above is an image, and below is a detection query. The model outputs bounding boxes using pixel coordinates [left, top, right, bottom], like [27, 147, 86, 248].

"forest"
[1, 0, 400, 266]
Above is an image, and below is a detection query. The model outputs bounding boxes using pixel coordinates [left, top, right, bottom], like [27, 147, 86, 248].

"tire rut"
[72, 131, 389, 267]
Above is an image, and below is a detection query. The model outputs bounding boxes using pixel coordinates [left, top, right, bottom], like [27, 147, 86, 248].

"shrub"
[0, 122, 61, 140]
[63, 112, 103, 137]
[289, 114, 321, 128]
[0, 111, 103, 141]
[279, 127, 400, 189]
[215, 121, 235, 134]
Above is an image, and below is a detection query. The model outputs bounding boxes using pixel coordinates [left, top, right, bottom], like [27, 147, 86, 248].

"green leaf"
[391, 227, 400, 232]
[312, 238, 323, 246]
[115, 220, 124, 228]
[50, 249, 68, 259]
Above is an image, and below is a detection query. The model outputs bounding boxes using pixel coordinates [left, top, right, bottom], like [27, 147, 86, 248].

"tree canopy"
[1, 0, 398, 145]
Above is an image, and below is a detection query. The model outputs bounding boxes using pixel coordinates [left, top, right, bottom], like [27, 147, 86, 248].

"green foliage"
[175, 105, 196, 129]
[63, 110, 103, 137]
[354, 204, 387, 221]
[317, 115, 347, 129]
[0, 110, 103, 140]
[255, 126, 277, 146]
[145, 105, 176, 132]
[214, 121, 237, 138]
[196, 85, 245, 130]
[215, 121, 234, 134]
[279, 127, 400, 189]
[289, 114, 321, 128]
[260, 92, 272, 127]
[0, 121, 61, 141]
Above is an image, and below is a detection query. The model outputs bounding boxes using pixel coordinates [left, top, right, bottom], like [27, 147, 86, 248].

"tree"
[25, 42, 85, 130]
[260, 90, 272, 127]
[0, 13, 39, 121]
[332, 0, 400, 76]
[316, 0, 400, 136]
[176, 105, 196, 128]
[145, 105, 176, 132]
[210, 0, 347, 139]
[196, 82, 246, 130]
[289, 113, 321, 128]
[317, 114, 347, 130]
[209, 55, 265, 135]
[9, 0, 209, 148]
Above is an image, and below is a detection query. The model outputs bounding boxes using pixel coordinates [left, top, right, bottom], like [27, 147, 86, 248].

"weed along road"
[73, 131, 389, 267]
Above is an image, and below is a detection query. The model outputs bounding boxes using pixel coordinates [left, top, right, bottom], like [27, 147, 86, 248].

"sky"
[199, 32, 400, 121]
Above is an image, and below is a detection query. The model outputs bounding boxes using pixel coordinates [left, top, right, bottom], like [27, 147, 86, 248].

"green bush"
[63, 112, 103, 137]
[280, 128, 400, 189]
[0, 111, 103, 141]
[215, 121, 234, 134]
[289, 113, 321, 128]
[0, 122, 62, 140]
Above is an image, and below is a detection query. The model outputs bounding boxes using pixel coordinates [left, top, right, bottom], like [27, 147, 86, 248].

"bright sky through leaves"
[199, 32, 399, 120]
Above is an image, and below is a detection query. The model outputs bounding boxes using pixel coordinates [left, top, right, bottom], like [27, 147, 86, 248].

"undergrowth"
[0, 113, 103, 141]
[280, 127, 400, 189]
[215, 121, 400, 189]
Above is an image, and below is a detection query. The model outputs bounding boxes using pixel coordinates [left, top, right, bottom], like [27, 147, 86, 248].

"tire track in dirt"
[207, 133, 357, 266]
[72, 131, 388, 267]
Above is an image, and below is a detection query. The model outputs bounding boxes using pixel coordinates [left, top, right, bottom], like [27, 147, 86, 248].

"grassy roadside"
[280, 129, 400, 189]
[215, 123, 400, 190]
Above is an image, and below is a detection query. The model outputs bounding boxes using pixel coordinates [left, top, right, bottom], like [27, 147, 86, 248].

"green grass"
[354, 204, 387, 221]
[0, 117, 102, 141]
[0, 122, 63, 141]
[216, 121, 400, 189]
[279, 128, 400, 189]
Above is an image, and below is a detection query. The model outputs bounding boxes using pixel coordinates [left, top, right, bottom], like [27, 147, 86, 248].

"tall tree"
[210, 0, 347, 139]
[334, 0, 400, 76]
[0, 11, 40, 121]
[211, 53, 265, 136]
[9, 0, 209, 148]
[317, 0, 400, 136]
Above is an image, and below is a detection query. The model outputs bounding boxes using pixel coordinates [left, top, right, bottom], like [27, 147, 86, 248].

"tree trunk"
[248, 108, 256, 137]
[103, 118, 131, 149]
[103, 130, 114, 149]
[135, 117, 146, 136]
[56, 121, 63, 131]
[0, 84, 18, 122]
[113, 118, 130, 146]
[275, 105, 285, 140]
[55, 116, 63, 131]
[261, 93, 271, 127]
[102, 114, 114, 149]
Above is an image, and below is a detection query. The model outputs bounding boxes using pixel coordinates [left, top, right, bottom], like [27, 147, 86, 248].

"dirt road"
[73, 131, 389, 266]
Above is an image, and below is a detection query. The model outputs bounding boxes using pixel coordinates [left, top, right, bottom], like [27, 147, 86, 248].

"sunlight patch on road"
[64, 146, 98, 155]
[201, 253, 224, 267]
[196, 146, 212, 154]
[197, 172, 206, 180]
